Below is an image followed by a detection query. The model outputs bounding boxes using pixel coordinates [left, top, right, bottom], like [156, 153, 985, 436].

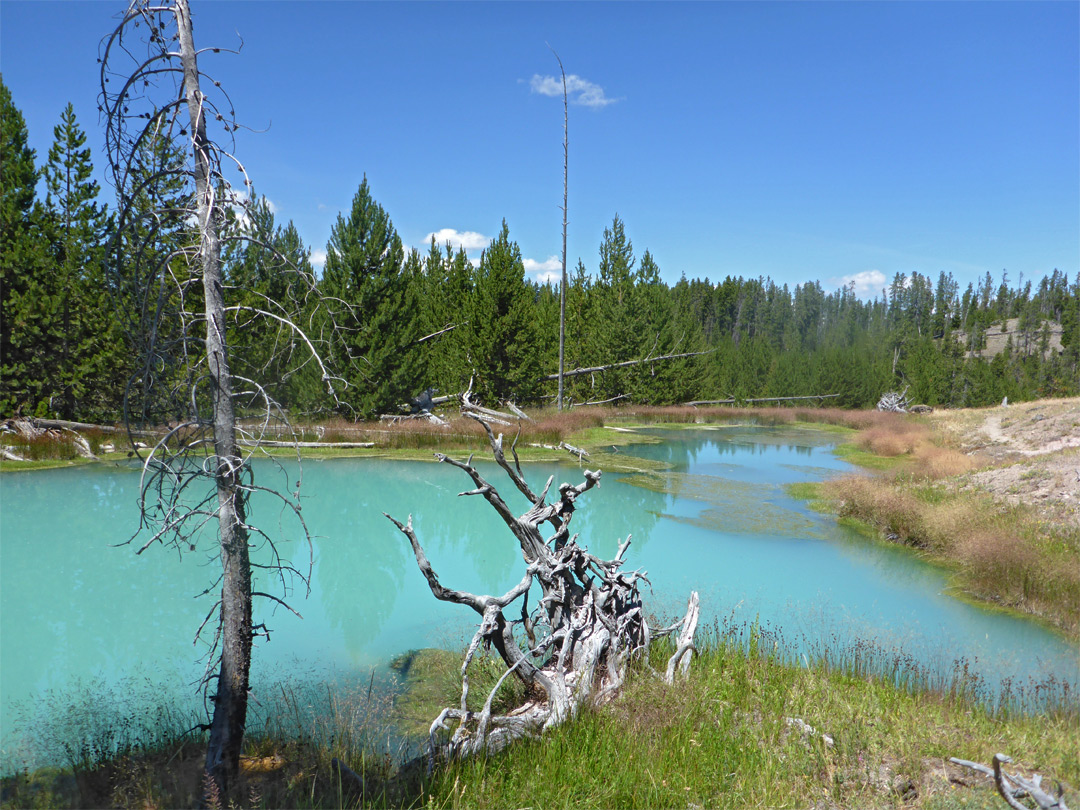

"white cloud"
[266, 198, 280, 215]
[310, 249, 327, 270]
[524, 256, 563, 283]
[833, 270, 887, 298]
[424, 228, 491, 251]
[530, 74, 618, 108]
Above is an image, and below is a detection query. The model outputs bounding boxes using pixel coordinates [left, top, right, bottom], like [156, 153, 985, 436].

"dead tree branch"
[950, 754, 1071, 810]
[386, 420, 699, 762]
[539, 349, 715, 382]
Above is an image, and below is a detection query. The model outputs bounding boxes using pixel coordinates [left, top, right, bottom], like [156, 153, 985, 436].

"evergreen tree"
[419, 239, 473, 396]
[322, 177, 422, 417]
[112, 129, 197, 425]
[464, 221, 541, 404]
[591, 215, 641, 398]
[43, 103, 121, 419]
[0, 78, 56, 416]
[223, 197, 322, 411]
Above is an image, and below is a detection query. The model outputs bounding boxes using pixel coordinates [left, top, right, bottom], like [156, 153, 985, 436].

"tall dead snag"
[386, 416, 700, 760]
[100, 1, 339, 801]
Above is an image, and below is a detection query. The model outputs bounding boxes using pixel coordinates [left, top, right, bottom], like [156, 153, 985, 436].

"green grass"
[4, 628, 1076, 809]
[414, 635, 1078, 810]
[834, 441, 907, 471]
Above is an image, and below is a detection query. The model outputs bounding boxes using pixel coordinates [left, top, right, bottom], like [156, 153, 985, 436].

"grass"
[6, 627, 1074, 809]
[421, 632, 1078, 810]
[805, 416, 1080, 639]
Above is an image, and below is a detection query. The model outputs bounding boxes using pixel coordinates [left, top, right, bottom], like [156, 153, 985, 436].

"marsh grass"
[821, 418, 1080, 637]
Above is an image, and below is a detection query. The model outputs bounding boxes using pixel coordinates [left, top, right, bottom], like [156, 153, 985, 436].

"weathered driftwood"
[950, 754, 1071, 810]
[1, 419, 95, 458]
[380, 412, 449, 427]
[527, 441, 591, 460]
[460, 390, 521, 426]
[877, 387, 911, 413]
[385, 416, 700, 763]
[684, 394, 840, 407]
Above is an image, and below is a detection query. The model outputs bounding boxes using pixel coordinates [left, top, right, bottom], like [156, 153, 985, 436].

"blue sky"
[2, 1, 1077, 296]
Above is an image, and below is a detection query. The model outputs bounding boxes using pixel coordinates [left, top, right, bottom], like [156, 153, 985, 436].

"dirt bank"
[930, 396, 1080, 529]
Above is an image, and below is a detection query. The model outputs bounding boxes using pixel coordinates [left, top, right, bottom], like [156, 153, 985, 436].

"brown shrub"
[955, 530, 1039, 605]
[828, 475, 932, 547]
[855, 422, 930, 457]
[913, 445, 974, 480]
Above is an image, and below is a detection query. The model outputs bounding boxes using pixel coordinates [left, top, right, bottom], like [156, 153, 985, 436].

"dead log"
[526, 441, 591, 460]
[380, 412, 449, 427]
[237, 440, 375, 449]
[30, 418, 122, 433]
[568, 394, 631, 408]
[386, 415, 699, 763]
[743, 394, 841, 404]
[538, 349, 715, 382]
[950, 754, 1071, 810]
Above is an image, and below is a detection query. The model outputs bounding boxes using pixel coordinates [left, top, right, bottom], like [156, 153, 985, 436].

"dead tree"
[386, 416, 700, 761]
[877, 386, 911, 413]
[100, 2, 339, 800]
[539, 348, 715, 383]
[549, 45, 569, 412]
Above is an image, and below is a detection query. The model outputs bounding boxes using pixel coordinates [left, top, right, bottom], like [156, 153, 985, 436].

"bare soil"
[929, 396, 1080, 529]
[952, 316, 1065, 359]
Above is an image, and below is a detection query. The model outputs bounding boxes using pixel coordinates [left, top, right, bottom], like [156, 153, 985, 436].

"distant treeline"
[2, 80, 1078, 422]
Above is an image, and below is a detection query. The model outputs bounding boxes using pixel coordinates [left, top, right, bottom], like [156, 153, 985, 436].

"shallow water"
[1, 425, 1076, 770]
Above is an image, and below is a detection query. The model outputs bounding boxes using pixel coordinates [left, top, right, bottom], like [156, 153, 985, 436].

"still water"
[1, 425, 1076, 770]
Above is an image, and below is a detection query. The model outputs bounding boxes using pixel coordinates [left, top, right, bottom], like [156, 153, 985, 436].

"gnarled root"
[386, 415, 700, 763]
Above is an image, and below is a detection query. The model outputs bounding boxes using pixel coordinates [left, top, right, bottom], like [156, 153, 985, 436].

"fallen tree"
[538, 349, 715, 382]
[877, 387, 911, 413]
[385, 416, 700, 763]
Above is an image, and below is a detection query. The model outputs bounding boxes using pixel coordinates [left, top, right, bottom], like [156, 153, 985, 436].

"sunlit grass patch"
[420, 629, 1079, 810]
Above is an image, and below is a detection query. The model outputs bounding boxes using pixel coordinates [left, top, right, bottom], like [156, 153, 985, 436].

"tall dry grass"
[827, 466, 1078, 636]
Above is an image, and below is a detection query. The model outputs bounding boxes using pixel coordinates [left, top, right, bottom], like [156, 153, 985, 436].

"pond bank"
[3, 634, 1075, 809]
[790, 399, 1080, 640]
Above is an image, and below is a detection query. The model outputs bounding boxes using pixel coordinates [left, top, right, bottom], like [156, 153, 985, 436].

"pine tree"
[464, 221, 541, 404]
[591, 214, 640, 398]
[223, 197, 322, 411]
[0, 78, 56, 416]
[43, 103, 121, 419]
[322, 177, 422, 417]
[419, 239, 473, 396]
[112, 130, 197, 425]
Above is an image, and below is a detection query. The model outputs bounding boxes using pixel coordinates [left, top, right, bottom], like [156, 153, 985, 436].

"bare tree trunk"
[552, 47, 569, 412]
[175, 1, 250, 796]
